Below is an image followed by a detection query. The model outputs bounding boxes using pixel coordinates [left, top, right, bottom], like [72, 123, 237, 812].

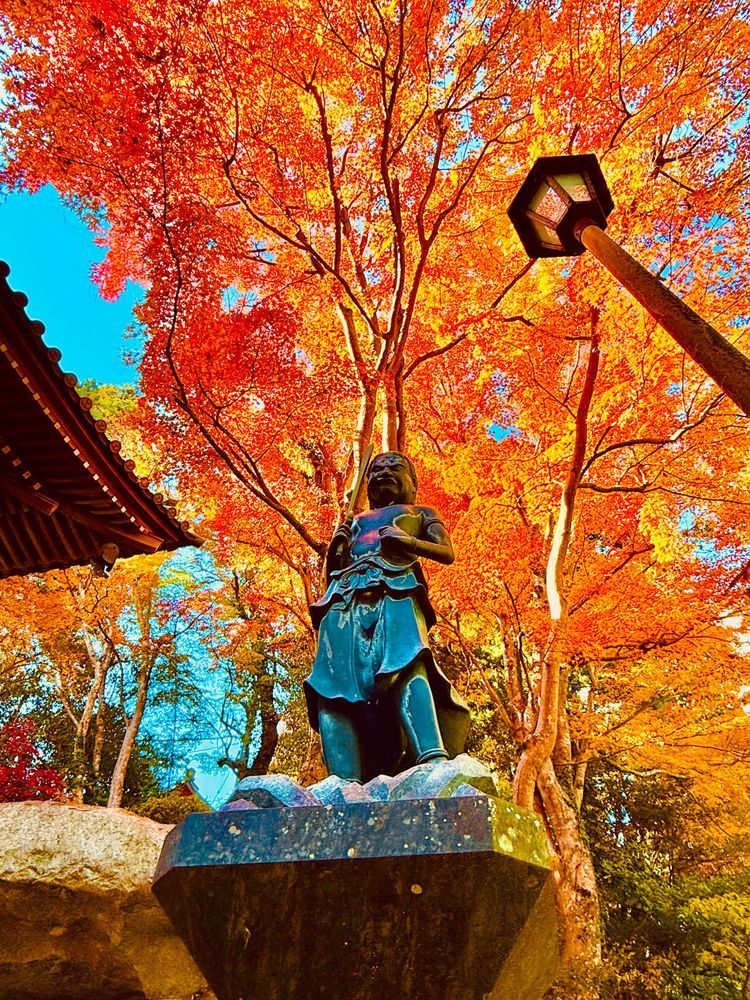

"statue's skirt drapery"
[306, 556, 469, 777]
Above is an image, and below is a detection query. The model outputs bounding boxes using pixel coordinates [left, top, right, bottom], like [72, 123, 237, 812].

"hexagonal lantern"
[507, 153, 614, 258]
[504, 152, 750, 415]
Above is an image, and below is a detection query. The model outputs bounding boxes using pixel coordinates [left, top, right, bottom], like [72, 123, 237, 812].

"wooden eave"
[0, 260, 200, 580]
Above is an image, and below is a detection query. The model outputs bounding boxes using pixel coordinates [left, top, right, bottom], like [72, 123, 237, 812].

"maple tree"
[3, 0, 750, 978]
[0, 553, 215, 806]
[207, 566, 314, 782]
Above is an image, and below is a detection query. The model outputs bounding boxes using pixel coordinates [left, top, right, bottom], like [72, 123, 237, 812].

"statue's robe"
[306, 504, 470, 778]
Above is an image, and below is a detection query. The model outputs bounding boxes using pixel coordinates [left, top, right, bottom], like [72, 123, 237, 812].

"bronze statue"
[305, 452, 469, 782]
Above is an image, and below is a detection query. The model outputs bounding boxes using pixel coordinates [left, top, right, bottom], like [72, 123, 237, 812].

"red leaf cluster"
[0, 720, 65, 803]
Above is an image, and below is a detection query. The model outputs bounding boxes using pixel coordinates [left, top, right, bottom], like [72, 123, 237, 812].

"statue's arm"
[412, 510, 454, 565]
[378, 508, 454, 565]
[325, 519, 353, 582]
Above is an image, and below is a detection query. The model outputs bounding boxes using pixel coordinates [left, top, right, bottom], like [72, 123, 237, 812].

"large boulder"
[0, 800, 215, 1000]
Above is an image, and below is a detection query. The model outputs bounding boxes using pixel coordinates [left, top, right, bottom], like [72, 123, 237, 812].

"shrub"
[0, 720, 65, 802]
[132, 788, 212, 825]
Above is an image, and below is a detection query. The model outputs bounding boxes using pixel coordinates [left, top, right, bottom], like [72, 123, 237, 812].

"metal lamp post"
[507, 153, 750, 415]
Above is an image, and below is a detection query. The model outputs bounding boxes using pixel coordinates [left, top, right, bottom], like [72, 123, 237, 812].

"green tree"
[582, 763, 750, 998]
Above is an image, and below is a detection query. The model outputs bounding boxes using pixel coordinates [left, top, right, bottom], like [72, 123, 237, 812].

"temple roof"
[0, 260, 199, 579]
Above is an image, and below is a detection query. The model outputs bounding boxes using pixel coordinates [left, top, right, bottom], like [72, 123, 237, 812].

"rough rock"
[0, 800, 215, 1000]
[304, 774, 376, 805]
[223, 773, 320, 810]
[363, 753, 501, 801]
[224, 754, 505, 810]
[218, 798, 261, 811]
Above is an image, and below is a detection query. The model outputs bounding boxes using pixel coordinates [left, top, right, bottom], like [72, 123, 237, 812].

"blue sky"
[0, 185, 139, 385]
[0, 185, 238, 803]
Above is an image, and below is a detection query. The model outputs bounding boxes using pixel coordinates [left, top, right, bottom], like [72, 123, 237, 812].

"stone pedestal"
[153, 777, 559, 1000]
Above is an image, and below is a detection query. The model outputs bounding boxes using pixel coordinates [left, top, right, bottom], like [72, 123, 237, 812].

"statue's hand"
[331, 521, 353, 546]
[378, 525, 414, 554]
[326, 520, 354, 578]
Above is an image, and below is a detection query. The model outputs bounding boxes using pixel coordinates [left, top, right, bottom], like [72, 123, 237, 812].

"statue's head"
[367, 452, 417, 507]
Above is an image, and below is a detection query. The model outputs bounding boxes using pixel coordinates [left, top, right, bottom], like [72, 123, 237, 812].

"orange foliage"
[3, 0, 750, 968]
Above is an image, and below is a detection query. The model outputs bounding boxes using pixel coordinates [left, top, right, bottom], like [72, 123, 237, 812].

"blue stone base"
[152, 796, 559, 1000]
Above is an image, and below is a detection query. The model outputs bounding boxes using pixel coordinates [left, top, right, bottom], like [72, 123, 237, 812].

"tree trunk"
[512, 315, 602, 971]
[107, 661, 151, 808]
[381, 374, 399, 452]
[92, 695, 106, 777]
[298, 727, 326, 786]
[247, 673, 279, 775]
[67, 641, 113, 802]
[218, 673, 280, 779]
[513, 624, 565, 809]
[338, 302, 377, 479]
[538, 759, 602, 966]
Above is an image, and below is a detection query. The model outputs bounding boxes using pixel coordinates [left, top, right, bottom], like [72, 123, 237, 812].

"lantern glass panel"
[529, 216, 563, 248]
[554, 172, 592, 203]
[528, 183, 566, 225]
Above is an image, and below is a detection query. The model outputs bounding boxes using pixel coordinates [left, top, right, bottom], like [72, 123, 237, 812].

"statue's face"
[367, 453, 416, 506]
